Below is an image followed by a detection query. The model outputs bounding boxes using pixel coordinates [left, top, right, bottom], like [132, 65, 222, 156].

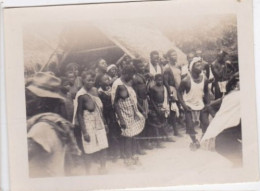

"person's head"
[66, 62, 79, 76]
[82, 70, 96, 90]
[121, 65, 135, 82]
[124, 55, 132, 63]
[155, 74, 163, 86]
[217, 50, 228, 62]
[190, 57, 203, 75]
[61, 79, 72, 94]
[133, 59, 145, 74]
[117, 85, 129, 99]
[150, 50, 160, 65]
[25, 72, 65, 117]
[98, 74, 111, 87]
[107, 64, 118, 77]
[66, 71, 76, 84]
[97, 59, 108, 73]
[166, 49, 177, 64]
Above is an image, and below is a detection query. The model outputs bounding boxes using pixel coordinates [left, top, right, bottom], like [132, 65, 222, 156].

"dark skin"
[133, 62, 148, 112]
[163, 50, 181, 101]
[151, 53, 160, 68]
[149, 75, 165, 117]
[99, 74, 111, 91]
[114, 85, 129, 129]
[77, 74, 105, 142]
[196, 51, 210, 79]
[168, 51, 177, 66]
[148, 52, 163, 79]
[177, 61, 210, 112]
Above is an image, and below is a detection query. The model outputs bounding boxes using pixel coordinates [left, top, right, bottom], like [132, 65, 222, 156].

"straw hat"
[26, 72, 65, 100]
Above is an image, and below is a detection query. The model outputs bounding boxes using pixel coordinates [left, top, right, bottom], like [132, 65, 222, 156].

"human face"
[101, 74, 111, 86]
[136, 62, 145, 73]
[123, 73, 134, 82]
[83, 74, 95, 90]
[155, 76, 163, 86]
[151, 53, 160, 65]
[108, 67, 117, 77]
[98, 59, 108, 72]
[192, 61, 203, 74]
[169, 51, 177, 64]
[67, 72, 76, 84]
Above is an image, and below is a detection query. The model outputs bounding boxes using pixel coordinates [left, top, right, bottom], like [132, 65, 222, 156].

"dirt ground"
[69, 126, 237, 176]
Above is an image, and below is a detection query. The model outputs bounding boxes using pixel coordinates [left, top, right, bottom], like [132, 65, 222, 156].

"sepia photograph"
[24, 13, 242, 178]
[3, 0, 259, 190]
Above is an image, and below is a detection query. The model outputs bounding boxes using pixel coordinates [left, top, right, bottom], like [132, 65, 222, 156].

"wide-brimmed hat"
[26, 72, 65, 100]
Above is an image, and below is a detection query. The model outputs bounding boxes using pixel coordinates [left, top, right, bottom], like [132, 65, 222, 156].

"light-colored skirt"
[82, 110, 108, 154]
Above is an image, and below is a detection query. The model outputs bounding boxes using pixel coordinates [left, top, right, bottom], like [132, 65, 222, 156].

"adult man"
[211, 50, 235, 99]
[163, 49, 182, 137]
[148, 51, 164, 87]
[177, 57, 210, 148]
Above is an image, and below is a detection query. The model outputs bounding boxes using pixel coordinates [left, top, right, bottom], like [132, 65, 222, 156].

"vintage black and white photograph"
[24, 10, 242, 177]
[4, 0, 259, 190]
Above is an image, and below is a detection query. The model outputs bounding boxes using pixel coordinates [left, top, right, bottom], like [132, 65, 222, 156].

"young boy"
[147, 74, 171, 148]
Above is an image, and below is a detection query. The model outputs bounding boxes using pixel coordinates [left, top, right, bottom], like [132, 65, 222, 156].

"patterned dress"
[111, 78, 145, 137]
[81, 93, 108, 154]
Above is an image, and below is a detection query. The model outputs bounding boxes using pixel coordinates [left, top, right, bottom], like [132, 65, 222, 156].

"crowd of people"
[25, 48, 240, 177]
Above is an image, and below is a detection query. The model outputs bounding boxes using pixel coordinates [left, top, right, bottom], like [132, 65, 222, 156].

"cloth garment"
[170, 102, 179, 117]
[28, 122, 66, 177]
[82, 109, 108, 154]
[147, 86, 169, 129]
[183, 73, 205, 111]
[201, 90, 241, 142]
[218, 81, 228, 93]
[112, 78, 145, 137]
[117, 97, 145, 137]
[27, 112, 81, 156]
[149, 62, 162, 76]
[191, 110, 201, 125]
[185, 109, 209, 135]
[181, 64, 189, 76]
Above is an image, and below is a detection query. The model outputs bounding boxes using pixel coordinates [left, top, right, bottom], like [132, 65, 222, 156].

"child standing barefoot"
[147, 74, 171, 148]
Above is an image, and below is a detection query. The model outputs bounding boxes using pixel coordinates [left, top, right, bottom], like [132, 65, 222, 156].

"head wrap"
[107, 64, 117, 72]
[189, 57, 202, 71]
